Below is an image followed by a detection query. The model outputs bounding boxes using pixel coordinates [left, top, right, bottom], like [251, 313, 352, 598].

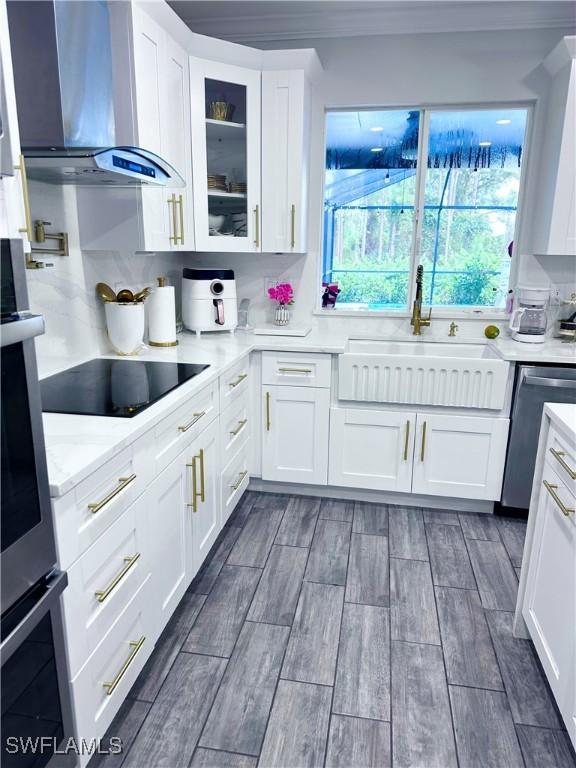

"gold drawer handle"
[178, 411, 206, 432]
[230, 470, 248, 491]
[187, 448, 205, 511]
[420, 421, 427, 462]
[265, 391, 271, 431]
[278, 367, 312, 374]
[177, 194, 184, 245]
[290, 204, 296, 249]
[230, 419, 248, 437]
[229, 373, 247, 389]
[168, 194, 178, 245]
[543, 480, 575, 517]
[102, 636, 145, 696]
[403, 420, 410, 462]
[550, 448, 576, 480]
[95, 553, 141, 603]
[88, 474, 137, 514]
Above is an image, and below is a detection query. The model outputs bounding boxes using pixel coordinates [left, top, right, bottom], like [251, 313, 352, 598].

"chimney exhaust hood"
[7, 0, 184, 188]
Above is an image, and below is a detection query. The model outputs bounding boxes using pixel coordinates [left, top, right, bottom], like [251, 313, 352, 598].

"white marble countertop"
[489, 336, 576, 365]
[544, 402, 576, 441]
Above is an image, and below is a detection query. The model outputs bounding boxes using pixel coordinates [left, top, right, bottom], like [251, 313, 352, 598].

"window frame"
[316, 101, 535, 318]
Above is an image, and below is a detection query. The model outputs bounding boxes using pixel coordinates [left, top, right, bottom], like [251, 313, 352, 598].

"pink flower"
[268, 282, 294, 306]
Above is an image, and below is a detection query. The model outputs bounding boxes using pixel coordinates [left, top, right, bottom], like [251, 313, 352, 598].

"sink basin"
[347, 338, 498, 359]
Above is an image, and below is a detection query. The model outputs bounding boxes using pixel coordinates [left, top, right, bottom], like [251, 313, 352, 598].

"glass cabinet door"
[190, 59, 261, 252]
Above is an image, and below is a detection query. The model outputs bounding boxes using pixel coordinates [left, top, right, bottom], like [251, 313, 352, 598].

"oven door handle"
[0, 313, 45, 347]
[523, 375, 576, 390]
[0, 570, 68, 664]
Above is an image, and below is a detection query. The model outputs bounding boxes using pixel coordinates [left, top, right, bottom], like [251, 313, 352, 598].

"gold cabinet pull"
[198, 448, 205, 503]
[550, 448, 576, 480]
[254, 204, 260, 248]
[14, 154, 32, 240]
[230, 470, 248, 491]
[177, 194, 184, 244]
[420, 421, 427, 462]
[229, 373, 247, 389]
[88, 474, 137, 514]
[102, 636, 145, 696]
[95, 553, 141, 603]
[403, 420, 410, 461]
[178, 411, 206, 432]
[290, 204, 296, 249]
[187, 456, 198, 512]
[265, 391, 271, 431]
[230, 419, 248, 437]
[278, 367, 312, 374]
[168, 194, 178, 244]
[543, 480, 575, 516]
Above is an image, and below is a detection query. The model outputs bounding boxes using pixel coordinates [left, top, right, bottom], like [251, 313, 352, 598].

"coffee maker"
[509, 286, 549, 343]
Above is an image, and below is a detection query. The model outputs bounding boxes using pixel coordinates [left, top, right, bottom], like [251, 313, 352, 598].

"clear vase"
[274, 305, 290, 326]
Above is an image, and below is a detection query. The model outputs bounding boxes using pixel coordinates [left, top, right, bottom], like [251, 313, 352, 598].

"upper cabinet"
[190, 59, 261, 252]
[532, 36, 576, 257]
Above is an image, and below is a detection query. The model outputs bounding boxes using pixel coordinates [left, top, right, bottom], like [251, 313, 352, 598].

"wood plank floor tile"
[304, 519, 351, 586]
[191, 749, 257, 768]
[227, 507, 284, 568]
[422, 508, 460, 525]
[333, 602, 390, 721]
[192, 526, 242, 595]
[516, 725, 576, 768]
[498, 518, 527, 568]
[388, 506, 428, 561]
[183, 566, 261, 657]
[466, 539, 518, 610]
[199, 622, 290, 756]
[345, 533, 389, 607]
[392, 641, 457, 768]
[246, 544, 307, 626]
[130, 592, 206, 702]
[353, 502, 389, 535]
[458, 512, 501, 542]
[258, 680, 331, 768]
[281, 581, 344, 686]
[325, 715, 391, 768]
[91, 699, 151, 768]
[123, 654, 226, 768]
[319, 498, 354, 523]
[426, 522, 476, 589]
[435, 586, 503, 690]
[486, 611, 562, 728]
[275, 496, 320, 547]
[390, 558, 440, 645]
[449, 685, 524, 768]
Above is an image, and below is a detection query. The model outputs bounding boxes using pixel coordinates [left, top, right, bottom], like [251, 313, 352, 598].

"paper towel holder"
[148, 276, 179, 347]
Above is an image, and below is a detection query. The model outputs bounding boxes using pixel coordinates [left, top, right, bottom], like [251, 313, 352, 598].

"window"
[322, 107, 528, 312]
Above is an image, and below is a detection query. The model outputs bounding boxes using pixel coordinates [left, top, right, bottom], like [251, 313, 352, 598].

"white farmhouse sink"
[339, 337, 509, 409]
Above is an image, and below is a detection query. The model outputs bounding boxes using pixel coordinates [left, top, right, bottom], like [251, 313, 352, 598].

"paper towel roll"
[148, 278, 178, 346]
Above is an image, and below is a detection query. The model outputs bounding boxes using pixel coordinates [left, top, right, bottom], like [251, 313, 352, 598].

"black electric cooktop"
[41, 359, 210, 418]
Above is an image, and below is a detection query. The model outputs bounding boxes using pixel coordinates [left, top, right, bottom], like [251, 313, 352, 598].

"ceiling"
[168, 1, 576, 45]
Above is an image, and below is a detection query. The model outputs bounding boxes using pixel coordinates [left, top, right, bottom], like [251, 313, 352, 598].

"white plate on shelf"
[253, 326, 312, 337]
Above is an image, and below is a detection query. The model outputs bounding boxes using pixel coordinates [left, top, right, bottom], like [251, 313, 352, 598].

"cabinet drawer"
[71, 578, 153, 750]
[63, 495, 151, 677]
[154, 381, 218, 474]
[52, 439, 150, 570]
[220, 391, 250, 464]
[546, 425, 576, 496]
[221, 446, 250, 524]
[220, 356, 250, 411]
[262, 352, 331, 388]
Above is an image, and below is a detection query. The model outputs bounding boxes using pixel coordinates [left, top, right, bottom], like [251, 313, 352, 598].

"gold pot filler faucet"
[410, 264, 432, 335]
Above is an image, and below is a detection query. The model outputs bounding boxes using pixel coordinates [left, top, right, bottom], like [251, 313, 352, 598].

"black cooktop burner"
[41, 358, 210, 418]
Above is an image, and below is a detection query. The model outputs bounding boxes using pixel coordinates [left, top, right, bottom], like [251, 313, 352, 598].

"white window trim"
[316, 100, 535, 317]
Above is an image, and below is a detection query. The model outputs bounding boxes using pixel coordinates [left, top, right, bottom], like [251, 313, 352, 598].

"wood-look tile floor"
[93, 492, 576, 768]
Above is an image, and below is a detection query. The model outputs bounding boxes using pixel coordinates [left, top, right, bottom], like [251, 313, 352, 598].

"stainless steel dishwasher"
[500, 364, 576, 513]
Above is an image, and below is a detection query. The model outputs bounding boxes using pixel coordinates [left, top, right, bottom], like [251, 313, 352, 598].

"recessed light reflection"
[496, 119, 512, 125]
[370, 126, 384, 132]
[370, 147, 383, 152]
[479, 141, 492, 147]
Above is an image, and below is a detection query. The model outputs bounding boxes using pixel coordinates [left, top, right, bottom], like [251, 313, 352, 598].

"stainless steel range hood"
[7, 0, 184, 188]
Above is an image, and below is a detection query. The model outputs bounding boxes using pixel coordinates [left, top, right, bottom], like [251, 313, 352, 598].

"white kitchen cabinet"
[187, 417, 221, 576]
[261, 70, 310, 253]
[190, 58, 261, 252]
[411, 413, 509, 501]
[329, 408, 415, 492]
[261, 385, 329, 485]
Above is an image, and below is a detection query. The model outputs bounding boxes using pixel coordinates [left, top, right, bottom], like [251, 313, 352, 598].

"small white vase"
[105, 302, 145, 356]
[274, 305, 290, 326]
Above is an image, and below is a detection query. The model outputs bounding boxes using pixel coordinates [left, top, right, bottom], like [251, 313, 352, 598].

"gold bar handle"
[230, 419, 248, 437]
[290, 204, 296, 249]
[403, 420, 410, 462]
[186, 456, 198, 512]
[88, 474, 137, 514]
[229, 373, 247, 388]
[168, 194, 177, 244]
[95, 553, 141, 603]
[178, 411, 206, 432]
[550, 448, 576, 480]
[278, 367, 313, 374]
[178, 194, 184, 244]
[254, 204, 260, 249]
[266, 391, 271, 432]
[14, 154, 32, 240]
[102, 636, 145, 696]
[543, 480, 575, 516]
[230, 470, 248, 491]
[198, 448, 205, 503]
[420, 421, 427, 462]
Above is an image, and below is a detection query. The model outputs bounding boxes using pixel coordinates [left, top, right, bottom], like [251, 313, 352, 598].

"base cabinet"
[188, 418, 221, 577]
[261, 385, 329, 485]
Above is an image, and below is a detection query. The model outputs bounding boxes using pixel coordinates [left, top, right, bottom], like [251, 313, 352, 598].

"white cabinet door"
[262, 385, 329, 485]
[261, 70, 309, 253]
[329, 408, 415, 492]
[190, 58, 261, 252]
[411, 413, 509, 500]
[188, 417, 221, 577]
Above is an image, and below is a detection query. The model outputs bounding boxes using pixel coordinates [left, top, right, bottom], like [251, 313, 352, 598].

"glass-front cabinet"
[190, 59, 261, 252]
